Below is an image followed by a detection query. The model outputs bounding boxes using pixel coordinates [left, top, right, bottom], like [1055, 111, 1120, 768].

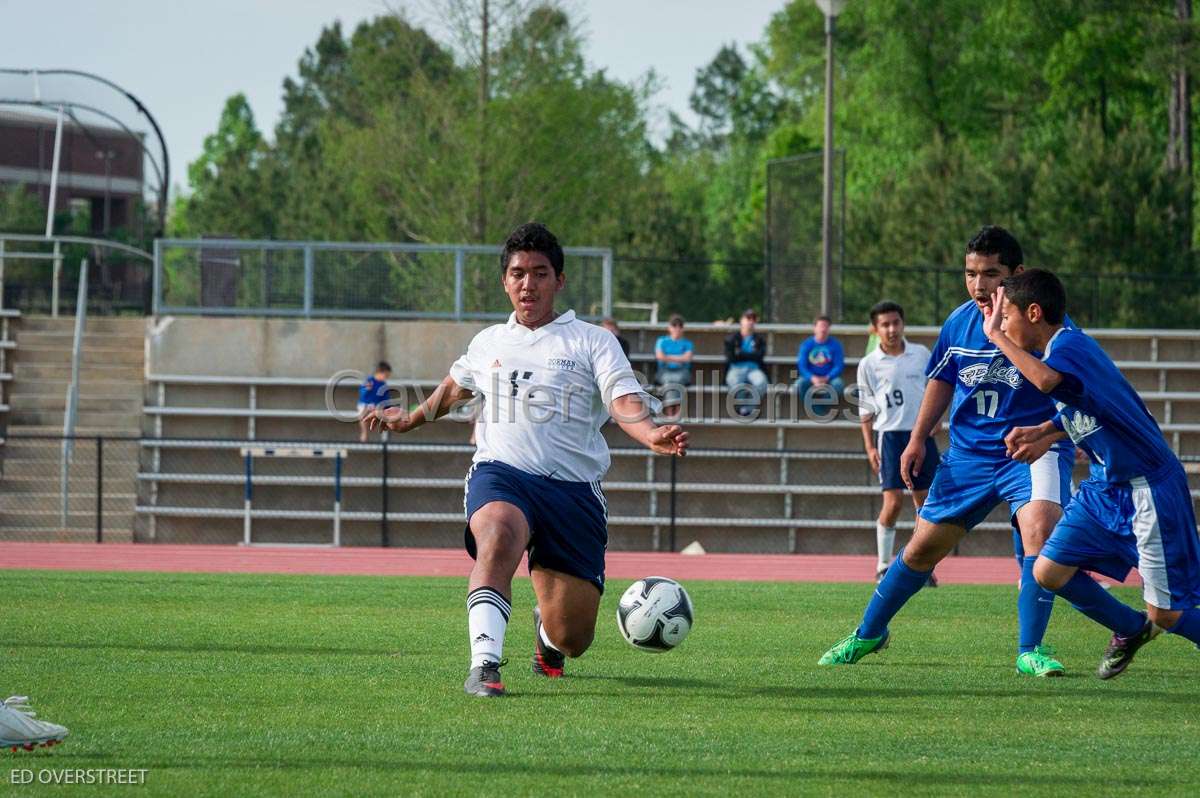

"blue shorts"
[919, 447, 1072, 531]
[878, 431, 938, 492]
[464, 460, 608, 593]
[1041, 465, 1200, 610]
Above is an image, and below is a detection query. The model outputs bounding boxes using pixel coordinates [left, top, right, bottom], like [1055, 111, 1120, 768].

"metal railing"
[154, 238, 614, 321]
[0, 232, 153, 316]
[2, 433, 1199, 551]
[60, 258, 87, 525]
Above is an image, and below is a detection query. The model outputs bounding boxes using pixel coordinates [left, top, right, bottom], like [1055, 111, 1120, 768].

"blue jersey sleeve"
[1043, 331, 1094, 409]
[925, 323, 958, 384]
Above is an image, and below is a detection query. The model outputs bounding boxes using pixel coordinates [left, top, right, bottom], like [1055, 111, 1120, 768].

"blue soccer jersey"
[1042, 327, 1176, 483]
[927, 300, 1073, 458]
[1037, 326, 1200, 609]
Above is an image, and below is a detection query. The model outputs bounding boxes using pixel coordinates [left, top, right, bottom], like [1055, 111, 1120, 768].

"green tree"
[172, 94, 274, 238]
[0, 185, 44, 233]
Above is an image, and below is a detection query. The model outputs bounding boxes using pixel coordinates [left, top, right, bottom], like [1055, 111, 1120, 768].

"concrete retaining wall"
[147, 316, 491, 380]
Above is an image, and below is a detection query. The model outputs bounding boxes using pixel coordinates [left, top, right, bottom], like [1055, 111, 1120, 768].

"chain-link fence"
[764, 150, 845, 323]
[155, 239, 613, 320]
[0, 435, 141, 542]
[842, 265, 1200, 328]
[0, 234, 153, 316]
[612, 256, 1200, 330]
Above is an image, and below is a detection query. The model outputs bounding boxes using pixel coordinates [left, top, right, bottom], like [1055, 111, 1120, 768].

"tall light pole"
[814, 0, 846, 318]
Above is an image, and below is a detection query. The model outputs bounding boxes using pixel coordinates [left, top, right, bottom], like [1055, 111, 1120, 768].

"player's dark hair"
[869, 301, 904, 324]
[1001, 269, 1066, 325]
[500, 221, 564, 275]
[815, 315, 832, 324]
[376, 361, 391, 372]
[966, 225, 1023, 271]
[668, 314, 684, 327]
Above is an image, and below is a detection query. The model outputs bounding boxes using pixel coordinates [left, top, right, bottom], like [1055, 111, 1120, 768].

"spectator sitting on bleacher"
[358, 361, 391, 442]
[724, 308, 768, 417]
[655, 314, 694, 418]
[601, 318, 632, 358]
[795, 315, 845, 399]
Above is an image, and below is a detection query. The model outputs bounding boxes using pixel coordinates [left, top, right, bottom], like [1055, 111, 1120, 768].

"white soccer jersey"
[449, 310, 652, 483]
[856, 340, 930, 433]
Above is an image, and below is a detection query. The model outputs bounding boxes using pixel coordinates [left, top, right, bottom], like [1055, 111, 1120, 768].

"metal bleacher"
[134, 322, 1200, 554]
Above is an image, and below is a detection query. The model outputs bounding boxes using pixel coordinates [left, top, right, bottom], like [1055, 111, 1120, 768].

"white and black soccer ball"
[616, 576, 694, 652]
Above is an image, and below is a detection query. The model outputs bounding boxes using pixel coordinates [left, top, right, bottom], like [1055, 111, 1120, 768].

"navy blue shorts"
[878, 431, 938, 492]
[464, 460, 608, 593]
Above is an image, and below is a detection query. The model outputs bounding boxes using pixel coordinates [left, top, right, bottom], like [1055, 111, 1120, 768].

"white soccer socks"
[467, 587, 511, 668]
[876, 523, 896, 570]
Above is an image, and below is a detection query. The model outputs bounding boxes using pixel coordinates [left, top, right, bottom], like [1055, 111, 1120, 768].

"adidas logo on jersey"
[959, 358, 1022, 389]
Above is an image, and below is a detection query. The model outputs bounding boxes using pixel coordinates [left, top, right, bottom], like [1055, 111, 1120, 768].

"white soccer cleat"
[0, 696, 69, 751]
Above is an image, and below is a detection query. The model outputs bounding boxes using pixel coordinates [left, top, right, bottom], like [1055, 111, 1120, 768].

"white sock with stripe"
[467, 587, 511, 669]
[876, 523, 896, 569]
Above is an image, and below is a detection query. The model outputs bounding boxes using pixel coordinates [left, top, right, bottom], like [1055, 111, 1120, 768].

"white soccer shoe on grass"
[0, 696, 69, 751]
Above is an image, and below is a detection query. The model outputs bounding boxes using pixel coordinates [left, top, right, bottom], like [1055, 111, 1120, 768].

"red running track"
[0, 542, 1141, 586]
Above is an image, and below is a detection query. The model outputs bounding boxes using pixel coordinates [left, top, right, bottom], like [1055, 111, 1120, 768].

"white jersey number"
[974, 390, 999, 418]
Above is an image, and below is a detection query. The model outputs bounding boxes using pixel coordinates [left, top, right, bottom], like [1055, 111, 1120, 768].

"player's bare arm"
[899, 379, 952, 489]
[368, 375, 475, 433]
[982, 286, 1062, 393]
[610, 394, 689, 456]
[860, 411, 880, 474]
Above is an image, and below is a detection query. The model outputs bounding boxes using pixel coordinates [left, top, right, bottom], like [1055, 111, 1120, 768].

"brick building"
[0, 108, 147, 235]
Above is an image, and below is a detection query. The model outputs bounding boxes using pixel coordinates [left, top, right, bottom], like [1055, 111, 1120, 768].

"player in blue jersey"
[983, 269, 1200, 679]
[820, 226, 1072, 676]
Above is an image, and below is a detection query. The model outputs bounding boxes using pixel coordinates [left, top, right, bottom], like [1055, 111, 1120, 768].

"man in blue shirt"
[820, 226, 1072, 676]
[655, 314, 694, 419]
[983, 269, 1200, 679]
[796, 315, 845, 399]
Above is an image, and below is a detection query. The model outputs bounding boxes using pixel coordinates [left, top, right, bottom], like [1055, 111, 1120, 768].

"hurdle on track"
[239, 446, 348, 547]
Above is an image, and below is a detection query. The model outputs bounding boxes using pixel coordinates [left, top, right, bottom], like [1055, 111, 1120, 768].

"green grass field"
[3, 570, 1199, 796]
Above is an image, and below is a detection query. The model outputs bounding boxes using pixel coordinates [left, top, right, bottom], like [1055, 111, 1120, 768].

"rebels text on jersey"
[1043, 327, 1177, 484]
[449, 310, 652, 483]
[927, 300, 1074, 458]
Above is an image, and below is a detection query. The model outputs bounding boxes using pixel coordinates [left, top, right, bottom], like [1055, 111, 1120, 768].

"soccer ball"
[616, 577, 693, 652]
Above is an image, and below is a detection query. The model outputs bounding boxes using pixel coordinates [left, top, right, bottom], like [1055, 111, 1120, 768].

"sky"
[0, 0, 788, 194]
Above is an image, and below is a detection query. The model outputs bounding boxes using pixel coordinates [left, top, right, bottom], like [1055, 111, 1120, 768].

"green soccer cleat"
[818, 630, 890, 665]
[1016, 645, 1065, 677]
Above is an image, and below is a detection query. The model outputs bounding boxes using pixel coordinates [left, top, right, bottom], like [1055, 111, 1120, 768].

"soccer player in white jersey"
[856, 301, 938, 586]
[370, 222, 688, 696]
